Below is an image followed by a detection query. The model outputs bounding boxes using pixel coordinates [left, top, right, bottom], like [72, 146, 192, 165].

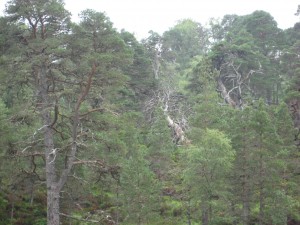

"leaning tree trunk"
[217, 78, 237, 108]
[165, 114, 185, 144]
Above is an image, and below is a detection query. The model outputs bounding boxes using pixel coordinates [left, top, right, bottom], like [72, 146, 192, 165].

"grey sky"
[1, 0, 299, 39]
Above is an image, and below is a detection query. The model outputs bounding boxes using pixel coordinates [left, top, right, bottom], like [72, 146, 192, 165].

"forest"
[0, 0, 299, 224]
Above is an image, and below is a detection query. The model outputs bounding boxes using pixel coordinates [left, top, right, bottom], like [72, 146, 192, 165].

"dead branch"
[79, 107, 105, 118]
[70, 173, 88, 184]
[16, 151, 44, 157]
[59, 213, 100, 223]
[79, 107, 119, 119]
[218, 60, 264, 108]
[48, 102, 59, 128]
[73, 160, 105, 166]
[60, 211, 116, 225]
[217, 78, 237, 108]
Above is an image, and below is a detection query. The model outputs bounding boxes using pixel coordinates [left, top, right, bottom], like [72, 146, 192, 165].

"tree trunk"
[39, 64, 61, 225]
[242, 178, 250, 225]
[241, 131, 251, 225]
[201, 202, 209, 225]
[258, 155, 265, 225]
[152, 51, 160, 79]
[165, 114, 186, 144]
[242, 167, 250, 225]
[217, 78, 236, 108]
[187, 200, 191, 225]
[47, 187, 60, 225]
[45, 128, 60, 225]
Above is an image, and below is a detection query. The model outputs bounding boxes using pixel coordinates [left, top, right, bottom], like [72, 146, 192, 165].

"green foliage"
[185, 56, 219, 95]
[183, 128, 235, 224]
[0, 190, 47, 225]
[185, 128, 234, 190]
[162, 19, 209, 68]
[208, 11, 285, 105]
[120, 30, 158, 108]
[0, 2, 299, 224]
[0, 193, 9, 225]
[120, 145, 161, 224]
[0, 100, 12, 153]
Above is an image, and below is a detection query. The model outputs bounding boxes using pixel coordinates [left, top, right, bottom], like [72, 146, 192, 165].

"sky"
[1, 0, 299, 40]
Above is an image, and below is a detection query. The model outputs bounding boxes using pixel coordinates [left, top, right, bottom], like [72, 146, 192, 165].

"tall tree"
[209, 11, 285, 106]
[142, 31, 163, 80]
[282, 22, 300, 145]
[162, 19, 209, 69]
[184, 129, 235, 225]
[120, 30, 158, 109]
[120, 144, 160, 225]
[4, 1, 131, 223]
[5, 1, 72, 223]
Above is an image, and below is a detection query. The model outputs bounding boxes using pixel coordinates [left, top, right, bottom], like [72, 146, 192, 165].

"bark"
[201, 202, 209, 225]
[44, 124, 60, 225]
[217, 78, 237, 108]
[47, 189, 60, 225]
[38, 64, 60, 224]
[166, 114, 185, 144]
[152, 51, 160, 80]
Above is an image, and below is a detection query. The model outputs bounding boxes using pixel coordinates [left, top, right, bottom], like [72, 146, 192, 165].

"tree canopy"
[0, 2, 299, 225]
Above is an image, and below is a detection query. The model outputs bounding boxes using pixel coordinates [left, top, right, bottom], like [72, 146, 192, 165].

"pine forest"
[0, 1, 299, 224]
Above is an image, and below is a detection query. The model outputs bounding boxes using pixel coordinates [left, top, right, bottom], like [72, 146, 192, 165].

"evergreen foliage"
[0, 2, 299, 224]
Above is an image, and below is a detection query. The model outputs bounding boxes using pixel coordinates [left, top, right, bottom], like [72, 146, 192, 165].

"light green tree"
[184, 129, 235, 225]
[162, 19, 209, 69]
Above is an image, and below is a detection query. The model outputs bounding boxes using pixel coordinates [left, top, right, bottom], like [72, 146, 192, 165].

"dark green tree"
[209, 11, 285, 106]
[4, 1, 131, 223]
[281, 23, 300, 144]
[120, 30, 158, 110]
[120, 144, 160, 225]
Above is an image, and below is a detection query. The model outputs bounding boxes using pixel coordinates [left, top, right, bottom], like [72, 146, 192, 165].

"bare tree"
[144, 79, 190, 145]
[217, 60, 263, 108]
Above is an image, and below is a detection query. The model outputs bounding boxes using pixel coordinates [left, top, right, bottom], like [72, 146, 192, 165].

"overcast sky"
[1, 0, 299, 39]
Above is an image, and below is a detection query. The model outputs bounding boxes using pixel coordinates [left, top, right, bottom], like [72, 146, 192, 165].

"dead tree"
[144, 86, 190, 145]
[217, 61, 263, 108]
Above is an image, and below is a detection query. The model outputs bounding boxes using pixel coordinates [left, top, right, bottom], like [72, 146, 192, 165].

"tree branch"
[59, 213, 101, 223]
[57, 63, 97, 191]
